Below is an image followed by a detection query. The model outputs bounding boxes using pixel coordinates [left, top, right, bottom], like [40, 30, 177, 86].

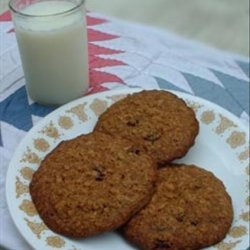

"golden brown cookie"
[95, 90, 199, 166]
[30, 132, 156, 238]
[122, 164, 233, 250]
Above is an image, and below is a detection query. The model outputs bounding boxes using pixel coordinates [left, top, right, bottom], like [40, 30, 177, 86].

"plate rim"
[5, 88, 250, 250]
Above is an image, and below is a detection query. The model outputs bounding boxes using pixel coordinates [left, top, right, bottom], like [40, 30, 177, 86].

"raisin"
[127, 147, 140, 155]
[93, 166, 105, 181]
[153, 239, 171, 250]
[176, 212, 185, 222]
[190, 218, 199, 226]
[127, 118, 139, 127]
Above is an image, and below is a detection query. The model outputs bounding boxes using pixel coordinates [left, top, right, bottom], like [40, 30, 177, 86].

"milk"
[13, 1, 89, 105]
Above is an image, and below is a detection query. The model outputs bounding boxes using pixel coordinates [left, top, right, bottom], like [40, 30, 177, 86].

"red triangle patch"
[88, 28, 119, 42]
[87, 16, 107, 26]
[0, 11, 12, 21]
[88, 84, 108, 94]
[8, 27, 15, 33]
[90, 55, 126, 68]
[90, 69, 124, 84]
[88, 43, 123, 55]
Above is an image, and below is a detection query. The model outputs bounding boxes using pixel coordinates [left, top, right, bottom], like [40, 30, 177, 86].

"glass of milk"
[9, 0, 89, 105]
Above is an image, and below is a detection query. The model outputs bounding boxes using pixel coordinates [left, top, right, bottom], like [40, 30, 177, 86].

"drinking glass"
[9, 0, 89, 105]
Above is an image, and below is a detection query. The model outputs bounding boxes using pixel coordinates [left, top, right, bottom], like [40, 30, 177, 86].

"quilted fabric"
[0, 11, 249, 250]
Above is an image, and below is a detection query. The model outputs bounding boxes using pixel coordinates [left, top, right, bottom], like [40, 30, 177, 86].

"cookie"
[122, 164, 233, 250]
[95, 90, 199, 165]
[30, 132, 156, 238]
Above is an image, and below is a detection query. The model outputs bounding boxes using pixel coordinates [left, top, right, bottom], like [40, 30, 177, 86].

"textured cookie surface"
[123, 164, 233, 250]
[30, 132, 156, 238]
[95, 90, 199, 165]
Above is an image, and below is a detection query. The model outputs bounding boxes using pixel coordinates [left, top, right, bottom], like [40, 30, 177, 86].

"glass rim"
[9, 0, 85, 18]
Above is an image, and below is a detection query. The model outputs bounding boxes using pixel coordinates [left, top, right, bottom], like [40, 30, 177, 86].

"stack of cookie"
[30, 90, 233, 250]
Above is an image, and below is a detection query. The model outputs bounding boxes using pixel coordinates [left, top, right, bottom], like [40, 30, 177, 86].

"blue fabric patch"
[154, 76, 190, 93]
[183, 73, 244, 117]
[0, 126, 2, 146]
[0, 86, 56, 134]
[0, 86, 33, 132]
[237, 60, 250, 78]
[212, 70, 249, 115]
[30, 103, 55, 117]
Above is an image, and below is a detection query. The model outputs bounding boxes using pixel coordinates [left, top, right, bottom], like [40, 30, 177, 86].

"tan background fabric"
[87, 0, 249, 56]
[1, 0, 249, 55]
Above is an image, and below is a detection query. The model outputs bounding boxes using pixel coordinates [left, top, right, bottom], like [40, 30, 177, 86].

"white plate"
[6, 89, 250, 250]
